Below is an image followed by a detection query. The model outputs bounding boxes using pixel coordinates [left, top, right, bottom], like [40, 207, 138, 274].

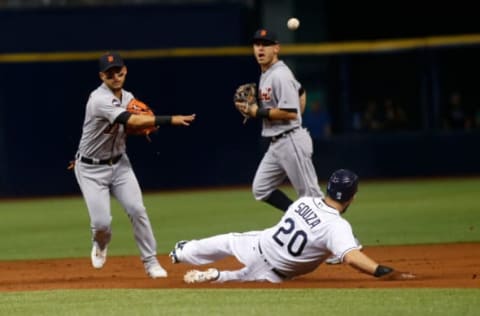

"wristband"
[256, 107, 270, 119]
[374, 265, 394, 277]
[155, 115, 172, 126]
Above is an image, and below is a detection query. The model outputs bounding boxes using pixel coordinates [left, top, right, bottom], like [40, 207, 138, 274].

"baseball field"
[0, 177, 479, 315]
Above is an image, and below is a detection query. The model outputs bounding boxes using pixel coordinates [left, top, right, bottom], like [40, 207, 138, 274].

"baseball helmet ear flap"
[327, 169, 359, 202]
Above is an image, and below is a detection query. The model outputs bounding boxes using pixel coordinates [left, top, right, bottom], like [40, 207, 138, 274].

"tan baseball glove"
[233, 83, 257, 123]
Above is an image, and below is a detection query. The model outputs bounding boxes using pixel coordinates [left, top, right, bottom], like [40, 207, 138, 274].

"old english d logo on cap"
[99, 52, 124, 72]
[252, 28, 278, 44]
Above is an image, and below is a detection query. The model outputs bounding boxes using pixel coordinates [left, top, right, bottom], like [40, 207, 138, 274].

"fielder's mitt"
[125, 98, 158, 136]
[233, 83, 257, 123]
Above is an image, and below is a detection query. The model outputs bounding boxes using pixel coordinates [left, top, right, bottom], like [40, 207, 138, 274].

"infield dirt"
[1, 243, 479, 291]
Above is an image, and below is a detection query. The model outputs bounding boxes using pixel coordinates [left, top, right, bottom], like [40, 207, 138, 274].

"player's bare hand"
[172, 114, 196, 126]
[380, 270, 416, 281]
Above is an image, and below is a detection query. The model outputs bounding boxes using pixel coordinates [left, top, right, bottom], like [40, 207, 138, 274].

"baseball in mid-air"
[287, 17, 300, 31]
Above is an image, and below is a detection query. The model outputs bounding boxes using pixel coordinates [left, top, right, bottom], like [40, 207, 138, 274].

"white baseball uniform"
[74, 82, 160, 270]
[177, 196, 360, 282]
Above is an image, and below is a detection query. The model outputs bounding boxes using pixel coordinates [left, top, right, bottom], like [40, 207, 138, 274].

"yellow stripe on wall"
[1, 33, 480, 63]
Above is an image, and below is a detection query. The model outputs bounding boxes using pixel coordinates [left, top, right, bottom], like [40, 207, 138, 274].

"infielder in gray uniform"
[74, 52, 195, 278]
[235, 28, 323, 212]
[170, 169, 416, 283]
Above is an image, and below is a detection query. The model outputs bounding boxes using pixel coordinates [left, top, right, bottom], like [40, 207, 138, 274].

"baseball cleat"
[184, 268, 220, 284]
[147, 264, 168, 279]
[91, 242, 107, 269]
[169, 240, 188, 264]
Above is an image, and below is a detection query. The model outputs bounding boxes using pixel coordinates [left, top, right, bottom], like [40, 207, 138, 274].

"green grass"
[0, 178, 478, 260]
[345, 178, 480, 245]
[0, 190, 279, 260]
[0, 177, 479, 315]
[0, 289, 479, 316]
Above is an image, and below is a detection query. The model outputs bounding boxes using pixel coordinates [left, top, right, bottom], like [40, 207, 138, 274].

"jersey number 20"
[272, 218, 307, 257]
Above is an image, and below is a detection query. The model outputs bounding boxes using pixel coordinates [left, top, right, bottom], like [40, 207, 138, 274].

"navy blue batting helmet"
[327, 169, 359, 202]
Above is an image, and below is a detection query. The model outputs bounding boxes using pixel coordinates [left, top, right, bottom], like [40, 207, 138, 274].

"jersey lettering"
[293, 202, 321, 228]
[272, 217, 294, 246]
[259, 87, 272, 102]
[272, 218, 308, 257]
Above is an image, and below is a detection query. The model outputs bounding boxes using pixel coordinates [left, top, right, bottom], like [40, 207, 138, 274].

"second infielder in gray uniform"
[235, 28, 323, 212]
[169, 169, 416, 283]
[73, 52, 195, 278]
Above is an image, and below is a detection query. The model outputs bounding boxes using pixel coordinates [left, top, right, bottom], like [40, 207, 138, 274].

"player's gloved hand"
[233, 83, 257, 123]
[126, 98, 158, 136]
[235, 101, 258, 117]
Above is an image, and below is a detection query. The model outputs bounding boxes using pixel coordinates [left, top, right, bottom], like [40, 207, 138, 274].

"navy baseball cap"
[252, 28, 279, 45]
[327, 169, 359, 202]
[99, 52, 124, 72]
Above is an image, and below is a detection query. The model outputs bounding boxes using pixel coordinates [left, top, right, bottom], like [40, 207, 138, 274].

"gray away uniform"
[253, 60, 323, 204]
[74, 83, 159, 270]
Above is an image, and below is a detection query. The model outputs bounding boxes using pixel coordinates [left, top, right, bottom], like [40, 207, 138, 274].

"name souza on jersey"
[293, 202, 321, 228]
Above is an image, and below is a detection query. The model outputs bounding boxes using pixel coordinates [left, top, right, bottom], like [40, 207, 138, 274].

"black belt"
[269, 127, 299, 143]
[258, 243, 288, 279]
[80, 154, 122, 166]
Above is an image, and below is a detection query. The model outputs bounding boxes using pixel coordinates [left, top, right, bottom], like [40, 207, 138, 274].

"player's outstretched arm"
[343, 249, 416, 280]
[171, 114, 196, 126]
[124, 113, 196, 128]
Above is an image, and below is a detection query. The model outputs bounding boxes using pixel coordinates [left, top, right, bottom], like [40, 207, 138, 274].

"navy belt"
[80, 154, 122, 166]
[258, 243, 288, 279]
[269, 127, 299, 143]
